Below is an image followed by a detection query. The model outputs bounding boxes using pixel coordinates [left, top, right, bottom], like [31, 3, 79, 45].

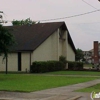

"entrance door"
[18, 52, 21, 71]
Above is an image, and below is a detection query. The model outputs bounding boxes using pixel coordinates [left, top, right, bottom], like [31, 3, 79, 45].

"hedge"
[68, 61, 83, 70]
[30, 61, 65, 73]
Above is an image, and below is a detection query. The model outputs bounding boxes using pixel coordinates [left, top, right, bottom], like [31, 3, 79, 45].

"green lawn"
[77, 84, 100, 93]
[0, 74, 99, 92]
[45, 71, 100, 76]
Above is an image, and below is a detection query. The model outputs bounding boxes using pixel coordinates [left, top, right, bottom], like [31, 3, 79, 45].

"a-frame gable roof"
[5, 22, 76, 53]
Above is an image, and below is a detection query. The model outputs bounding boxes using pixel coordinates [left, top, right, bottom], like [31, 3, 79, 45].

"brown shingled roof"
[5, 22, 76, 53]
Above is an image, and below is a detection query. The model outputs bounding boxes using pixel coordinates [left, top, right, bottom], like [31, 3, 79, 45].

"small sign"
[91, 91, 100, 100]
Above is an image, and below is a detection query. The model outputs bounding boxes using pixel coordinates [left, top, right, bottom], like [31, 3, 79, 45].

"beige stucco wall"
[32, 30, 59, 62]
[0, 55, 6, 71]
[8, 53, 18, 71]
[65, 30, 75, 61]
[0, 28, 75, 72]
[32, 28, 72, 63]
[59, 30, 67, 57]
[0, 52, 31, 72]
[67, 42, 75, 61]
[0, 53, 18, 71]
[21, 52, 30, 72]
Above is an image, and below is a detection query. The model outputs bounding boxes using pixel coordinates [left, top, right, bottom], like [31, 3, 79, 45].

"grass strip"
[77, 83, 100, 93]
[45, 71, 100, 76]
[0, 74, 99, 92]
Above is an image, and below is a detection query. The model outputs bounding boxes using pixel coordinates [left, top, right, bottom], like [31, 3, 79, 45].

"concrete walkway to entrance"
[0, 79, 100, 100]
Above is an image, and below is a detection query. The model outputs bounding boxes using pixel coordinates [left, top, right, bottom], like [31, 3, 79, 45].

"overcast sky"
[0, 0, 100, 51]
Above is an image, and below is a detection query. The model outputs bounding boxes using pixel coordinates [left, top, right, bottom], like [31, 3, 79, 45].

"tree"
[0, 24, 15, 74]
[75, 48, 84, 61]
[12, 18, 36, 26]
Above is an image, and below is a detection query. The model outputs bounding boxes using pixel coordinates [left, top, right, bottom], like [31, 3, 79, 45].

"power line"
[81, 0, 97, 10]
[76, 21, 100, 24]
[38, 9, 100, 22]
[2, 9, 100, 23]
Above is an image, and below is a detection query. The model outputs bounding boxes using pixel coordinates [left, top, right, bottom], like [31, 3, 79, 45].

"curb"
[0, 98, 12, 100]
[67, 96, 82, 100]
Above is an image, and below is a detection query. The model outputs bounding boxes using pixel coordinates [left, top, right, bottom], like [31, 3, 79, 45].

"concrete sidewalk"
[0, 79, 100, 100]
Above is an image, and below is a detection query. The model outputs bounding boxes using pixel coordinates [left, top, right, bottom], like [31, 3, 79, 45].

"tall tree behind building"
[12, 18, 36, 26]
[75, 48, 84, 61]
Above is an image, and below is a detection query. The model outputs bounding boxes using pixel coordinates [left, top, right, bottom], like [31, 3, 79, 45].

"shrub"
[59, 56, 67, 64]
[30, 61, 65, 73]
[68, 61, 83, 71]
